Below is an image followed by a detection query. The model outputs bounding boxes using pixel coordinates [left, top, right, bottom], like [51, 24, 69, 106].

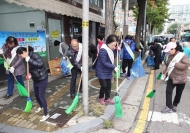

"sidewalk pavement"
[0, 53, 149, 133]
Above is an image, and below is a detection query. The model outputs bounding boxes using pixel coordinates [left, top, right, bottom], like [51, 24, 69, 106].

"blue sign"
[0, 31, 47, 57]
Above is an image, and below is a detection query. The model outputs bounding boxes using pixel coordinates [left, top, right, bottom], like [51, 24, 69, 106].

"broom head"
[16, 81, 28, 97]
[156, 73, 162, 80]
[24, 97, 32, 113]
[146, 90, 155, 98]
[115, 93, 123, 118]
[65, 94, 79, 114]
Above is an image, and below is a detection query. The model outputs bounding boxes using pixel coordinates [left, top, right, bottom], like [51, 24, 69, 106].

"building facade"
[0, 0, 105, 81]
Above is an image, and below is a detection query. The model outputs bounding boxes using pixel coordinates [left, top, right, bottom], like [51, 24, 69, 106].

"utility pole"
[82, 0, 89, 115]
[123, 0, 129, 38]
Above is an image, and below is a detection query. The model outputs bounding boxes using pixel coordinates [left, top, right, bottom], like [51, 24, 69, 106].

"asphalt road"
[144, 69, 190, 133]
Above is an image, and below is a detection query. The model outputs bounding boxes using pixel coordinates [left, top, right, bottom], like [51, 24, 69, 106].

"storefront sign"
[0, 31, 47, 59]
[51, 31, 59, 38]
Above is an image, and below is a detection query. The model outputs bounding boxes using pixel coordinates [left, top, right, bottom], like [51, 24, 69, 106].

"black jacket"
[28, 51, 48, 81]
[67, 47, 82, 69]
[150, 43, 162, 56]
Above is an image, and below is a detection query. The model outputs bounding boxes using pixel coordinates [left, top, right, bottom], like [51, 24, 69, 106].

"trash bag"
[130, 53, 146, 79]
[147, 55, 155, 67]
[60, 59, 70, 75]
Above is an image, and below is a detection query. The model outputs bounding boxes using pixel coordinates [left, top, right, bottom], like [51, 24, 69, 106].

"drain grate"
[46, 108, 74, 127]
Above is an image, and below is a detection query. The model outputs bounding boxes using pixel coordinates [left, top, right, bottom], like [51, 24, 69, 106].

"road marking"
[148, 111, 190, 125]
[133, 70, 154, 133]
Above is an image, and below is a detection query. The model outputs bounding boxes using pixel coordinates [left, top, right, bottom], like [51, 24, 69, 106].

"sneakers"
[105, 98, 114, 105]
[161, 106, 173, 113]
[172, 106, 177, 112]
[127, 77, 130, 80]
[35, 107, 43, 113]
[40, 114, 50, 122]
[121, 73, 125, 77]
[3, 94, 13, 99]
[99, 98, 105, 105]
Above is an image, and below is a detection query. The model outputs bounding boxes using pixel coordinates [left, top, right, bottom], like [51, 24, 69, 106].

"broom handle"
[77, 73, 82, 93]
[2, 53, 18, 81]
[26, 44, 30, 97]
[116, 45, 119, 93]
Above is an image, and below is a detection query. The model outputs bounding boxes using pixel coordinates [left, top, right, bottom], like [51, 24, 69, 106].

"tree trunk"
[105, 0, 114, 39]
[135, 0, 146, 49]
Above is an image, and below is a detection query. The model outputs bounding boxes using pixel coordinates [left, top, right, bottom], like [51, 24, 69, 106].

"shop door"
[48, 17, 62, 60]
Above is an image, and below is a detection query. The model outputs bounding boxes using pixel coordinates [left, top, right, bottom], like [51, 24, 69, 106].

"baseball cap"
[125, 39, 132, 44]
[164, 42, 177, 52]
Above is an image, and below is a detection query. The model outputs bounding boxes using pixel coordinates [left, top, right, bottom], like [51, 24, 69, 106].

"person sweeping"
[16, 46, 49, 122]
[96, 34, 119, 105]
[0, 36, 25, 99]
[161, 42, 190, 113]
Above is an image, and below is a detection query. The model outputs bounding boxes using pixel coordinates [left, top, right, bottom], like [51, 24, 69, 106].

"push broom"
[115, 47, 123, 118]
[146, 69, 169, 98]
[65, 74, 82, 114]
[24, 44, 32, 112]
[156, 64, 164, 80]
[2, 54, 28, 97]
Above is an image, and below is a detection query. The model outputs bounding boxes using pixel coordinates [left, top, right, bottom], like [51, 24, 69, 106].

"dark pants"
[99, 79, 111, 100]
[154, 55, 161, 69]
[92, 51, 97, 64]
[70, 67, 82, 95]
[33, 77, 48, 115]
[166, 79, 185, 109]
[7, 73, 24, 95]
[122, 59, 133, 77]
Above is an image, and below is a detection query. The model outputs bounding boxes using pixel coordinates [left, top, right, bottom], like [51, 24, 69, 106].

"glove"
[0, 48, 3, 54]
[114, 67, 118, 72]
[55, 57, 59, 60]
[162, 61, 165, 65]
[26, 73, 32, 80]
[116, 46, 120, 51]
[25, 56, 30, 62]
[139, 49, 141, 52]
[81, 67, 82, 72]
[9, 67, 15, 73]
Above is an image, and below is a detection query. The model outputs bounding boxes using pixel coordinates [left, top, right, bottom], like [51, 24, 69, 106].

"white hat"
[164, 42, 177, 52]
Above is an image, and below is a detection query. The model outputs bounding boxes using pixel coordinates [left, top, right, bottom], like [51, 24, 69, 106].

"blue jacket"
[183, 47, 190, 60]
[96, 48, 115, 79]
[122, 40, 135, 59]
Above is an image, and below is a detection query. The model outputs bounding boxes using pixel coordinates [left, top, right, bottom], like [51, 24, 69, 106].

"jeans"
[7, 73, 24, 95]
[166, 79, 185, 109]
[98, 79, 111, 100]
[70, 67, 82, 95]
[33, 77, 48, 115]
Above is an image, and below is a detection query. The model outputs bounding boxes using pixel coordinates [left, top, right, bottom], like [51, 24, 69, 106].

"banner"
[0, 31, 47, 57]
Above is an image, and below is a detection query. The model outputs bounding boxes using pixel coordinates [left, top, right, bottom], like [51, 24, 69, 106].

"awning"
[5, 0, 105, 24]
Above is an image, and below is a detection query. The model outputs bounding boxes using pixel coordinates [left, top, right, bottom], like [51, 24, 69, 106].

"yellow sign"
[51, 31, 59, 38]
[82, 21, 89, 27]
[26, 38, 39, 42]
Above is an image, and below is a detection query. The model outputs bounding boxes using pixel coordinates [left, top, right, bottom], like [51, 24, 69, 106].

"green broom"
[2, 54, 28, 97]
[156, 65, 163, 80]
[146, 69, 169, 98]
[65, 74, 82, 114]
[115, 48, 123, 118]
[24, 45, 32, 112]
[156, 72, 162, 80]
